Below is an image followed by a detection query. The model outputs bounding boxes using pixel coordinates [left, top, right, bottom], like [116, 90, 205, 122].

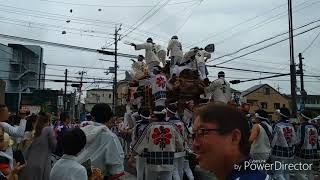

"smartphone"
[81, 159, 92, 177]
[13, 150, 25, 165]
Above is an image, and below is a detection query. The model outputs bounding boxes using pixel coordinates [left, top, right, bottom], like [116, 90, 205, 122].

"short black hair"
[62, 128, 86, 155]
[195, 103, 250, 156]
[91, 103, 113, 123]
[60, 112, 70, 122]
[0, 104, 7, 112]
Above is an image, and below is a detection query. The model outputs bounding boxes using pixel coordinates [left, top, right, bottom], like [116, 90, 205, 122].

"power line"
[211, 18, 320, 62]
[119, 0, 171, 43]
[174, 1, 202, 34]
[187, 2, 288, 48]
[188, 0, 320, 48]
[302, 30, 320, 53]
[211, 24, 320, 65]
[39, 0, 198, 8]
[207, 65, 285, 75]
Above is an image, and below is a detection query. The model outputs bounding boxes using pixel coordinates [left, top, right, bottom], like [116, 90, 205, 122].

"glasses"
[191, 128, 227, 140]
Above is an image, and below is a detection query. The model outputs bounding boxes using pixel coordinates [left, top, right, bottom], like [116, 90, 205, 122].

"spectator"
[18, 114, 37, 151]
[54, 112, 72, 157]
[0, 105, 27, 169]
[192, 103, 270, 180]
[50, 128, 88, 180]
[76, 103, 125, 179]
[19, 112, 57, 180]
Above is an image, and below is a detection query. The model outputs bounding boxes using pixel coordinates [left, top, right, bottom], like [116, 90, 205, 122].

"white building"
[85, 89, 113, 112]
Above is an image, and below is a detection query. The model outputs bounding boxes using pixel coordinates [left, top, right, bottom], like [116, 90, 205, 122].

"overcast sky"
[0, 0, 319, 95]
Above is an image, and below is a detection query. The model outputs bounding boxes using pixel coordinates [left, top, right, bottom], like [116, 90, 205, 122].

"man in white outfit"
[167, 36, 183, 76]
[131, 38, 161, 74]
[195, 48, 211, 80]
[204, 71, 231, 104]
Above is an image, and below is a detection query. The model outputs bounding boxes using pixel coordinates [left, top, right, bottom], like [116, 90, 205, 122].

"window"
[261, 102, 268, 109]
[274, 103, 280, 110]
[247, 99, 257, 105]
[109, 94, 112, 99]
[282, 104, 286, 108]
[265, 88, 270, 95]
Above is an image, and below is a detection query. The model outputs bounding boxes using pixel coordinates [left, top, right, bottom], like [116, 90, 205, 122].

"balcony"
[9, 70, 36, 81]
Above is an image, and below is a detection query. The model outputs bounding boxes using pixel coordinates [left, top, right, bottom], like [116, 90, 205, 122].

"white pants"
[184, 159, 194, 180]
[136, 156, 146, 180]
[198, 63, 206, 80]
[172, 157, 184, 180]
[145, 169, 173, 180]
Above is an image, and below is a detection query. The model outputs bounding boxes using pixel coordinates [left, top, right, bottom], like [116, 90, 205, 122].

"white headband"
[153, 109, 166, 115]
[166, 108, 177, 115]
[275, 109, 288, 118]
[255, 113, 269, 121]
[140, 115, 151, 120]
[300, 113, 311, 120]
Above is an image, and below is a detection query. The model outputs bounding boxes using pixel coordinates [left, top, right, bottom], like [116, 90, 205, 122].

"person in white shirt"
[167, 36, 183, 76]
[204, 71, 231, 104]
[195, 48, 211, 80]
[76, 103, 125, 179]
[249, 110, 272, 161]
[131, 55, 148, 80]
[0, 105, 27, 169]
[50, 128, 89, 180]
[131, 38, 161, 74]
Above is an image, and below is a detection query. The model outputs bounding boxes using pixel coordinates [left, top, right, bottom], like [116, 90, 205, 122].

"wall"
[244, 85, 290, 120]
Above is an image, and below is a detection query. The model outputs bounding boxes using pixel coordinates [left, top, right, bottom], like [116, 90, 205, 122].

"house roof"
[87, 88, 113, 92]
[241, 84, 266, 97]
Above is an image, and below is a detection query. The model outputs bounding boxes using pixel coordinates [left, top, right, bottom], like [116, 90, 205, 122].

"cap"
[171, 35, 178, 39]
[218, 71, 225, 77]
[146, 38, 153, 43]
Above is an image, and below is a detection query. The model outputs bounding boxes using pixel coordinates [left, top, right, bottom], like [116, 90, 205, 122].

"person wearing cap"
[180, 47, 200, 70]
[138, 65, 167, 106]
[270, 107, 297, 180]
[128, 108, 151, 180]
[167, 36, 183, 76]
[195, 48, 211, 80]
[295, 110, 318, 180]
[249, 110, 273, 161]
[131, 106, 184, 180]
[204, 71, 231, 104]
[75, 103, 125, 179]
[131, 38, 161, 74]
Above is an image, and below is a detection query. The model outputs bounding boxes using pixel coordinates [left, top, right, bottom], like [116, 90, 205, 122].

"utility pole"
[298, 53, 307, 109]
[113, 25, 122, 114]
[78, 71, 85, 119]
[288, 0, 297, 116]
[64, 69, 68, 111]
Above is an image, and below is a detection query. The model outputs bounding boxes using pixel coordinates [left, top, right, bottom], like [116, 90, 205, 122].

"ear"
[231, 129, 241, 146]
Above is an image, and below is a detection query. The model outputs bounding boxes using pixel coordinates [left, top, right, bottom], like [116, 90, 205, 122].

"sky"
[0, 0, 319, 95]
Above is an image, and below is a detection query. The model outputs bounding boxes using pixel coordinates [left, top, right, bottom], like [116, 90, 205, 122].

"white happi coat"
[135, 43, 161, 66]
[139, 74, 167, 103]
[195, 50, 211, 64]
[132, 122, 184, 172]
[205, 77, 231, 104]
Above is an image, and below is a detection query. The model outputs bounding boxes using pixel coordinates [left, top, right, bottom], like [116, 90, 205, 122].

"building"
[85, 89, 113, 112]
[0, 43, 46, 112]
[295, 95, 320, 113]
[241, 84, 290, 120]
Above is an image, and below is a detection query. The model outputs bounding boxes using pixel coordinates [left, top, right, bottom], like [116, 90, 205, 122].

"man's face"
[192, 116, 233, 172]
[0, 107, 10, 122]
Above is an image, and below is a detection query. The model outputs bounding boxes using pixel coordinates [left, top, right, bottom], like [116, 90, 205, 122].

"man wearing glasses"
[192, 103, 270, 180]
